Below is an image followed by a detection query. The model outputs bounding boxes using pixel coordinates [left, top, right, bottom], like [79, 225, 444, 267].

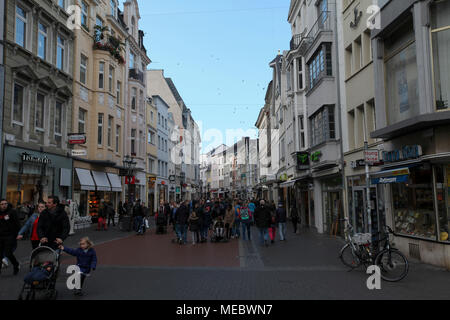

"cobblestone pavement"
[1, 221, 449, 300]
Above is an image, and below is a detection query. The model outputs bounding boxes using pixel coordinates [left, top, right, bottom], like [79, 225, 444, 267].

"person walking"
[232, 201, 241, 239]
[291, 204, 299, 234]
[239, 201, 252, 241]
[0, 199, 21, 275]
[106, 201, 116, 227]
[200, 200, 212, 243]
[174, 201, 189, 244]
[59, 237, 97, 296]
[37, 196, 70, 250]
[268, 209, 277, 244]
[133, 200, 145, 235]
[188, 209, 200, 245]
[276, 203, 287, 241]
[96, 201, 107, 231]
[155, 200, 168, 234]
[254, 200, 271, 247]
[224, 204, 235, 240]
[17, 201, 46, 250]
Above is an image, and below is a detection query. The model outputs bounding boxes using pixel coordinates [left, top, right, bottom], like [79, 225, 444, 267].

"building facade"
[154, 95, 170, 203]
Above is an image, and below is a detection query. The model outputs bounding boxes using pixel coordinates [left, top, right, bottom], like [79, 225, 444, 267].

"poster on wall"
[397, 63, 410, 113]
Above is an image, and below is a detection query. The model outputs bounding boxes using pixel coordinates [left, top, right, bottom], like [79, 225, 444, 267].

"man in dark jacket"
[155, 200, 168, 234]
[254, 200, 271, 247]
[276, 203, 287, 241]
[106, 201, 116, 227]
[37, 196, 70, 250]
[0, 199, 21, 275]
[174, 201, 189, 244]
[132, 200, 145, 234]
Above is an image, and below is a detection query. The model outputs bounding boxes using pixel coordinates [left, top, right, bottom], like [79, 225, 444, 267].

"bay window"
[307, 43, 332, 90]
[310, 105, 335, 146]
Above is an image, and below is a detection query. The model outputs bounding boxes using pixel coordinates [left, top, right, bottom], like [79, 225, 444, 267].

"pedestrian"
[37, 196, 70, 250]
[59, 237, 97, 296]
[239, 201, 252, 241]
[188, 209, 200, 245]
[232, 201, 241, 239]
[269, 210, 277, 244]
[17, 201, 46, 250]
[97, 200, 107, 231]
[133, 200, 145, 235]
[224, 204, 235, 240]
[174, 201, 189, 244]
[276, 203, 287, 241]
[0, 199, 21, 275]
[200, 200, 212, 243]
[106, 201, 116, 227]
[155, 200, 168, 234]
[291, 204, 299, 234]
[254, 200, 271, 247]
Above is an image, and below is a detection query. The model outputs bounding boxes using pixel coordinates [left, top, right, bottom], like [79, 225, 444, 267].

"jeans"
[232, 220, 241, 237]
[134, 216, 144, 233]
[241, 221, 251, 240]
[257, 228, 269, 245]
[175, 224, 188, 243]
[107, 215, 115, 226]
[279, 222, 287, 241]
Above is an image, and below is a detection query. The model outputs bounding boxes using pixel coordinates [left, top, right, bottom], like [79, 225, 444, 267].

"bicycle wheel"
[339, 243, 361, 268]
[375, 249, 409, 282]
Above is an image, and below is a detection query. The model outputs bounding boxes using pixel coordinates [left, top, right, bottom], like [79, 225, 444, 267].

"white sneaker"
[2, 258, 9, 269]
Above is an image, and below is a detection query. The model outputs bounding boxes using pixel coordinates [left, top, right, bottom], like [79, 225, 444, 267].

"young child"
[59, 237, 97, 296]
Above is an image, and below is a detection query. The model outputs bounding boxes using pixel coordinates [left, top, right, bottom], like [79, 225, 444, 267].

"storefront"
[73, 160, 122, 219]
[321, 176, 343, 236]
[1, 145, 73, 206]
[157, 178, 168, 203]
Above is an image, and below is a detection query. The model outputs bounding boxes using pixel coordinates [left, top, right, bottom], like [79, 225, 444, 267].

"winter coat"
[291, 207, 299, 220]
[0, 207, 21, 238]
[174, 204, 189, 225]
[133, 204, 145, 217]
[18, 213, 39, 238]
[63, 247, 97, 274]
[188, 214, 200, 232]
[254, 205, 271, 228]
[276, 207, 287, 223]
[37, 205, 70, 243]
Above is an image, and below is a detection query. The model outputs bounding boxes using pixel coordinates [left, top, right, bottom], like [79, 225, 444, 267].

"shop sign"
[382, 145, 422, 163]
[351, 159, 366, 169]
[364, 150, 379, 163]
[68, 134, 86, 145]
[279, 173, 288, 181]
[176, 187, 181, 193]
[311, 151, 322, 162]
[125, 176, 136, 185]
[296, 152, 310, 170]
[21, 153, 51, 165]
[372, 175, 409, 184]
[71, 149, 87, 157]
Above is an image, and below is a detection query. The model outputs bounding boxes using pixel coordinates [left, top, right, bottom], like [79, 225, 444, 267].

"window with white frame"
[78, 108, 86, 133]
[107, 116, 113, 147]
[15, 5, 27, 48]
[57, 35, 65, 71]
[95, 16, 103, 40]
[131, 87, 137, 110]
[131, 129, 136, 154]
[298, 58, 304, 90]
[109, 66, 114, 92]
[37, 22, 47, 60]
[116, 81, 121, 104]
[54, 101, 63, 136]
[13, 83, 24, 124]
[80, 54, 87, 84]
[149, 158, 154, 174]
[310, 105, 336, 147]
[307, 43, 332, 89]
[299, 115, 305, 148]
[98, 113, 104, 145]
[81, 1, 88, 28]
[115, 125, 120, 153]
[35, 93, 45, 131]
[99, 62, 105, 89]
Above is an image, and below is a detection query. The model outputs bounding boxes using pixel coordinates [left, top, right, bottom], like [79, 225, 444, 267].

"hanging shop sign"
[71, 149, 87, 157]
[351, 159, 366, 169]
[169, 175, 176, 182]
[364, 150, 380, 164]
[382, 145, 422, 163]
[296, 152, 310, 170]
[68, 134, 86, 145]
[279, 173, 288, 181]
[21, 153, 51, 165]
[176, 187, 181, 193]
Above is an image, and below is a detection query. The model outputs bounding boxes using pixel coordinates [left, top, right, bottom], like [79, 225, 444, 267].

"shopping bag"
[144, 218, 150, 229]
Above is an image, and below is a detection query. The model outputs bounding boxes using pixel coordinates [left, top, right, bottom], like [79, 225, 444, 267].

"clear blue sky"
[135, 0, 291, 153]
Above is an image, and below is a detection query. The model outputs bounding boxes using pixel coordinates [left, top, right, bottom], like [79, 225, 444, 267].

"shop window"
[392, 165, 436, 240]
[435, 165, 449, 242]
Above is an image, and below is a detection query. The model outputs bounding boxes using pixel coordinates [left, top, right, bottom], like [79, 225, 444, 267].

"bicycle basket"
[352, 233, 372, 245]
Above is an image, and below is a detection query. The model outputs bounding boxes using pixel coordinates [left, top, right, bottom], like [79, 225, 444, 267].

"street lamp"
[123, 155, 137, 203]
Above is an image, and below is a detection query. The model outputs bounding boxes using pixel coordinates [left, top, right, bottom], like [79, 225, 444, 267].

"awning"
[75, 168, 96, 191]
[60, 168, 71, 187]
[371, 167, 410, 184]
[91, 171, 112, 191]
[107, 173, 122, 192]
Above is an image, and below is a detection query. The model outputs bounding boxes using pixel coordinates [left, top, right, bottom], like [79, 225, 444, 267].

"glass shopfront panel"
[435, 165, 449, 242]
[392, 164, 436, 239]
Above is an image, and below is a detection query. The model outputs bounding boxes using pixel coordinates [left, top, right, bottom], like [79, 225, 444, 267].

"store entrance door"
[352, 187, 378, 234]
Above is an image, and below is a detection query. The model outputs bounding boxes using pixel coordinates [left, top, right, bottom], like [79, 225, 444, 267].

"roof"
[165, 78, 183, 103]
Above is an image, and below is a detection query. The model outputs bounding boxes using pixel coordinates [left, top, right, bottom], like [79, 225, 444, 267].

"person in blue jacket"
[59, 237, 97, 296]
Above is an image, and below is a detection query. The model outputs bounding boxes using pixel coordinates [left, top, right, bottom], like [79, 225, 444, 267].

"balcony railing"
[129, 68, 144, 82]
[290, 11, 331, 55]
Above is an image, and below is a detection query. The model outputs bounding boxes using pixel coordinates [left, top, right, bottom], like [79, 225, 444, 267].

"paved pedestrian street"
[0, 223, 448, 300]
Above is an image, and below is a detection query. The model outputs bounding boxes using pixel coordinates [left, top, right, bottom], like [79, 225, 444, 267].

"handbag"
[144, 218, 150, 229]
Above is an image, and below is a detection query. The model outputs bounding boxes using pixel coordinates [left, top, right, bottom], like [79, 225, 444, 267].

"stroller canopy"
[30, 246, 59, 267]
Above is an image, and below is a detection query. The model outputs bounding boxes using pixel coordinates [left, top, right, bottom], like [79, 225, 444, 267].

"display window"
[435, 165, 449, 242]
[392, 164, 436, 239]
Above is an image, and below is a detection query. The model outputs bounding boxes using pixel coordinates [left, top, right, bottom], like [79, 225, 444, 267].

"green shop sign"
[311, 151, 322, 162]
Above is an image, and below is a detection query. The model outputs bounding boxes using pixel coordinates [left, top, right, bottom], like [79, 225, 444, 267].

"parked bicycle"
[339, 218, 409, 282]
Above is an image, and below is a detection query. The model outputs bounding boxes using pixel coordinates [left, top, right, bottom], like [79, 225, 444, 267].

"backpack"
[240, 207, 250, 221]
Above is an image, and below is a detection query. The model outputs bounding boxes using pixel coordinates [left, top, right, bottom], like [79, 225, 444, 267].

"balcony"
[129, 68, 144, 82]
[290, 11, 331, 56]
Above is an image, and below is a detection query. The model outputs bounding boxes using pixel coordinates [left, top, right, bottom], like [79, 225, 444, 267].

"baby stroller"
[18, 246, 60, 300]
[211, 217, 228, 243]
